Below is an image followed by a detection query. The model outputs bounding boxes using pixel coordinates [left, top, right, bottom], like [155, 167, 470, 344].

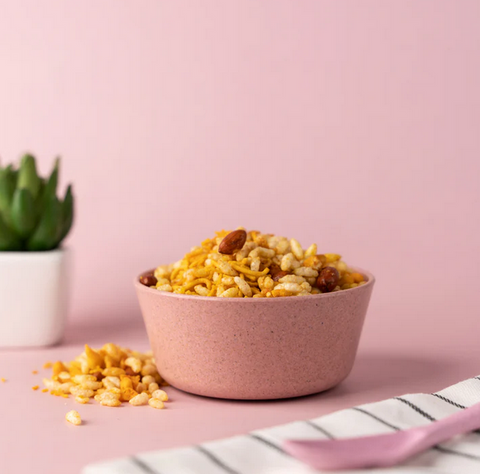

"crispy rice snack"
[144, 229, 365, 298]
[41, 344, 169, 410]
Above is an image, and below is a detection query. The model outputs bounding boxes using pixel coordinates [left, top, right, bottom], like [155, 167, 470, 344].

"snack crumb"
[42, 388, 49, 393]
[43, 362, 52, 369]
[32, 385, 39, 391]
[32, 370, 38, 374]
[65, 410, 82, 426]
[1, 378, 6, 383]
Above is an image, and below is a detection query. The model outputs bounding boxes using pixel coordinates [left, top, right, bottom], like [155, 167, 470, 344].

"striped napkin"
[83, 376, 480, 474]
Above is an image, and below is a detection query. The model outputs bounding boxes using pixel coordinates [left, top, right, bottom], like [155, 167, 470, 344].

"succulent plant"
[0, 154, 74, 251]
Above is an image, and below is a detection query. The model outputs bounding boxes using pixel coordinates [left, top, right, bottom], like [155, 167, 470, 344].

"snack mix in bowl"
[140, 229, 366, 298]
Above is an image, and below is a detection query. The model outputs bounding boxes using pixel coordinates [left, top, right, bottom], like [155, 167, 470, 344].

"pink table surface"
[1, 307, 479, 474]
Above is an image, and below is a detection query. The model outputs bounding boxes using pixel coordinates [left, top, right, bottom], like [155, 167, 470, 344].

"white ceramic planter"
[0, 248, 70, 347]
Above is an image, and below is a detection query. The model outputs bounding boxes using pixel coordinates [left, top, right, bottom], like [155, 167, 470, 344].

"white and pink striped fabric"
[83, 376, 480, 474]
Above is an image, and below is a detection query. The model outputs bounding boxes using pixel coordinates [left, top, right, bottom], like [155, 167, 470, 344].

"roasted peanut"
[140, 274, 158, 287]
[316, 266, 340, 292]
[269, 264, 289, 282]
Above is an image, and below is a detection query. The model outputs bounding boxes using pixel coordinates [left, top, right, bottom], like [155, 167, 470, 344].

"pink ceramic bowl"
[135, 268, 375, 400]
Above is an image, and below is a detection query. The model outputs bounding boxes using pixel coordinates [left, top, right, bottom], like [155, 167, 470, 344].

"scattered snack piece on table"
[65, 410, 82, 425]
[41, 344, 169, 409]
[143, 228, 366, 297]
[32, 385, 39, 390]
[1, 378, 6, 383]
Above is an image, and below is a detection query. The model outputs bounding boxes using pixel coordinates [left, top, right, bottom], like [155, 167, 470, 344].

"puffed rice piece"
[75, 396, 90, 404]
[236, 242, 257, 261]
[65, 410, 81, 425]
[58, 371, 71, 382]
[194, 285, 209, 296]
[59, 382, 75, 394]
[234, 276, 252, 297]
[221, 276, 235, 286]
[263, 276, 274, 290]
[42, 378, 60, 391]
[142, 375, 155, 386]
[100, 398, 122, 407]
[71, 387, 95, 398]
[157, 284, 173, 292]
[279, 275, 306, 284]
[149, 383, 160, 393]
[249, 247, 275, 259]
[156, 277, 170, 286]
[72, 375, 96, 384]
[290, 238, 304, 260]
[129, 392, 149, 406]
[275, 239, 290, 255]
[80, 380, 103, 391]
[183, 269, 196, 282]
[148, 398, 165, 409]
[152, 389, 169, 401]
[301, 281, 312, 292]
[304, 243, 317, 258]
[250, 259, 261, 272]
[216, 260, 238, 276]
[272, 255, 282, 266]
[154, 265, 171, 279]
[125, 357, 142, 374]
[95, 391, 120, 402]
[219, 287, 239, 298]
[141, 364, 157, 376]
[103, 376, 121, 389]
[280, 253, 300, 271]
[294, 267, 319, 278]
[274, 282, 303, 293]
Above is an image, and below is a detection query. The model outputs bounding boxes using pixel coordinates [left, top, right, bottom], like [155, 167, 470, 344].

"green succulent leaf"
[17, 154, 41, 199]
[11, 188, 37, 239]
[44, 157, 60, 197]
[57, 184, 74, 245]
[0, 167, 16, 225]
[1, 154, 73, 251]
[26, 194, 62, 251]
[0, 212, 22, 251]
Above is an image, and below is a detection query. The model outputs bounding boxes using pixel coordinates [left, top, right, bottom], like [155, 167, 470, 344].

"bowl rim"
[134, 266, 375, 302]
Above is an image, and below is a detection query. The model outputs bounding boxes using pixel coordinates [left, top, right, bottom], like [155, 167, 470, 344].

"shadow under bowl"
[134, 268, 375, 400]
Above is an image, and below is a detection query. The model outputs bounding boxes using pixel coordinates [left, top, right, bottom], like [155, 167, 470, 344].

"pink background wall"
[1, 1, 479, 351]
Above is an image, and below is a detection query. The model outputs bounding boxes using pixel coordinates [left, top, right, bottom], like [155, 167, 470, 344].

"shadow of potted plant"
[0, 153, 74, 347]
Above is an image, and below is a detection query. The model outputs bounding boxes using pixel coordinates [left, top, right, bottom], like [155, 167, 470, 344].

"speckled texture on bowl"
[134, 268, 375, 400]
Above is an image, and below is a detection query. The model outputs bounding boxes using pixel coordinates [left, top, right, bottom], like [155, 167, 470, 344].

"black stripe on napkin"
[394, 397, 436, 421]
[304, 420, 335, 439]
[250, 433, 289, 455]
[351, 407, 400, 430]
[429, 394, 480, 435]
[430, 393, 466, 409]
[196, 445, 240, 474]
[353, 406, 480, 462]
[130, 456, 161, 474]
